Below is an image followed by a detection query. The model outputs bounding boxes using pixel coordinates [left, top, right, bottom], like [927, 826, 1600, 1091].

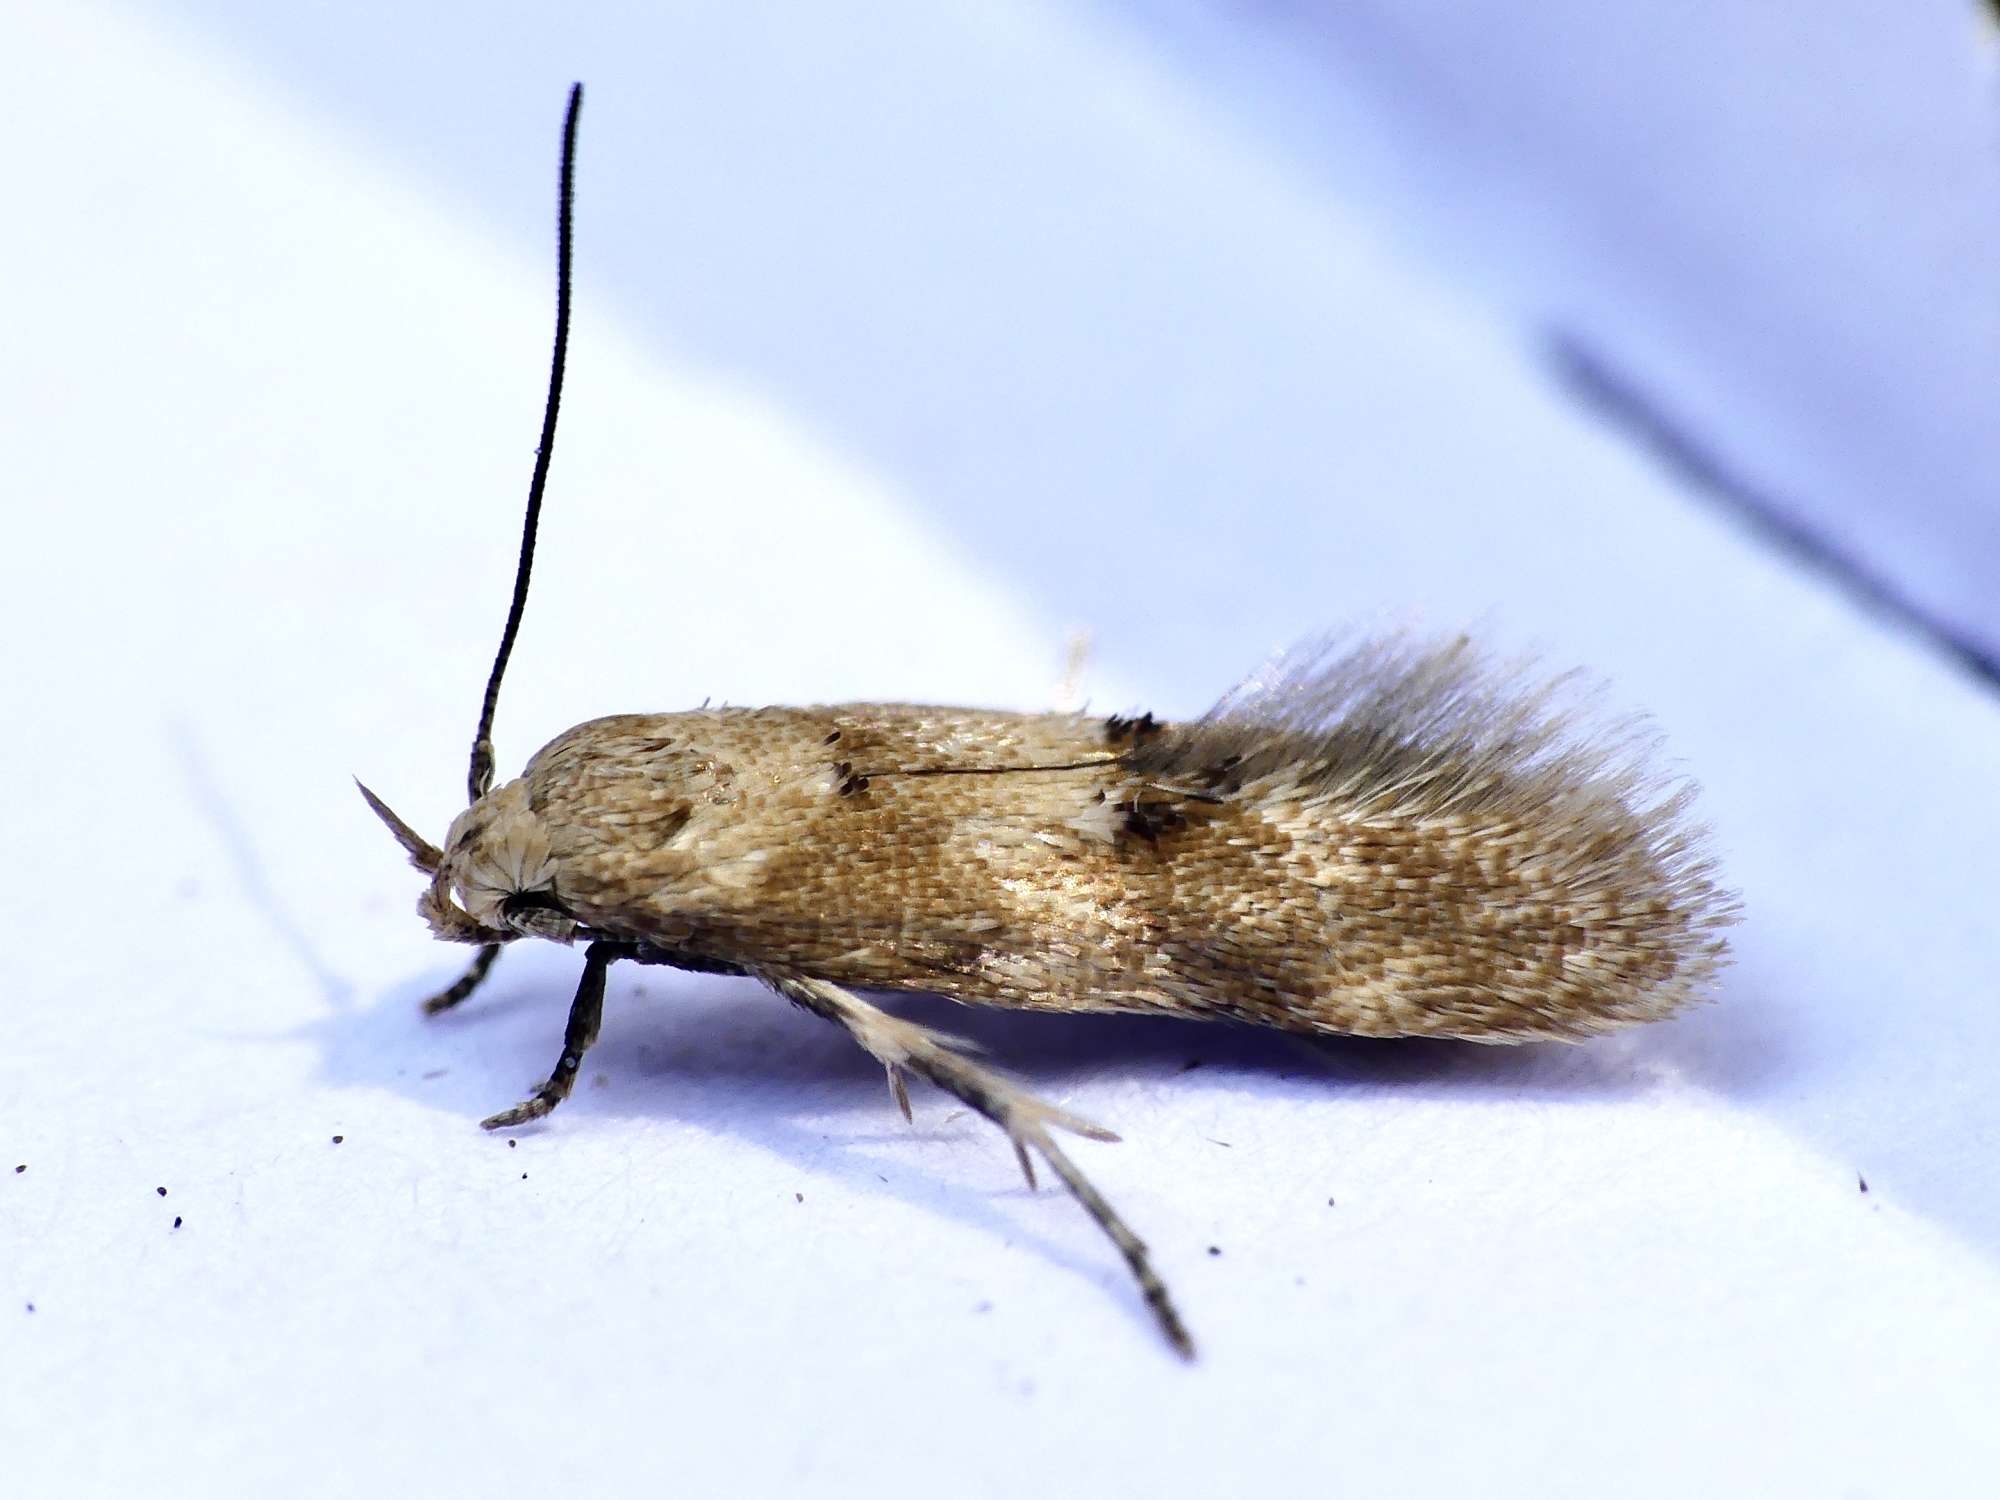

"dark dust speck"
[172, 1216, 182, 1229]
[13, 1165, 23, 1174]
[508, 1139, 517, 1149]
[331, 1135, 344, 1145]
[1327, 1197, 1336, 1207]
[795, 1192, 804, 1203]
[521, 1173, 528, 1181]
[25, 1302, 33, 1313]
[1858, 1174, 1869, 1194]
[156, 1186, 167, 1198]
[1207, 1245, 1221, 1257]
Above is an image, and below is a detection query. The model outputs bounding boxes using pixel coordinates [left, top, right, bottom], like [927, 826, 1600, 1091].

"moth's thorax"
[440, 778, 558, 928]
[505, 705, 1122, 951]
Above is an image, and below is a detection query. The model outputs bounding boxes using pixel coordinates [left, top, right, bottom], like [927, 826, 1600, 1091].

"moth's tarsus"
[480, 937, 627, 1130]
[424, 944, 500, 1016]
[1012, 1140, 1037, 1191]
[886, 1064, 914, 1123]
[1030, 1126, 1194, 1361]
[467, 81, 583, 808]
[761, 971, 1190, 1358]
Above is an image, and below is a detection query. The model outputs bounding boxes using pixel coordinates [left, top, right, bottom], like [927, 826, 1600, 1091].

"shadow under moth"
[361, 85, 1738, 1358]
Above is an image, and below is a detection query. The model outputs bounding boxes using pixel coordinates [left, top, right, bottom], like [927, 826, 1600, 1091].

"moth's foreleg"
[760, 971, 1195, 1359]
[482, 940, 634, 1130]
[424, 944, 502, 1016]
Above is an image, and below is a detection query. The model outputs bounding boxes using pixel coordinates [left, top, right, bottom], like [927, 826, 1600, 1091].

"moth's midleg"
[482, 940, 630, 1129]
[423, 944, 503, 1016]
[762, 971, 1195, 1358]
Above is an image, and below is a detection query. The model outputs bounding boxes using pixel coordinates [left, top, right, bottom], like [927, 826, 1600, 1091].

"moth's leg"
[423, 944, 501, 1016]
[761, 970, 1194, 1359]
[481, 940, 634, 1130]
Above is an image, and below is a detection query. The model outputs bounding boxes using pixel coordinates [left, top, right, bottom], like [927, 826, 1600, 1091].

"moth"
[361, 85, 1738, 1358]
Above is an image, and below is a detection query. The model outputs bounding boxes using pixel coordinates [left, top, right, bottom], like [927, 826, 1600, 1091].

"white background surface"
[4, 3, 1998, 1495]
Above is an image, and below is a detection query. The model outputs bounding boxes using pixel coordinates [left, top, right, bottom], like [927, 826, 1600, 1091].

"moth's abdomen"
[864, 781, 1729, 1044]
[1160, 797, 1727, 1041]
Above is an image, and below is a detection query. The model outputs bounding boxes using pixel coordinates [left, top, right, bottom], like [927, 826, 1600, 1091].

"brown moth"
[361, 85, 1738, 1358]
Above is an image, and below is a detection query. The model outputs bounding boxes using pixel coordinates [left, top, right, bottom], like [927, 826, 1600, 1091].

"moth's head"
[357, 778, 574, 945]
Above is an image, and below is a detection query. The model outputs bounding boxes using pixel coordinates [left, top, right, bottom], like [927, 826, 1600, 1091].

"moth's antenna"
[467, 81, 583, 805]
